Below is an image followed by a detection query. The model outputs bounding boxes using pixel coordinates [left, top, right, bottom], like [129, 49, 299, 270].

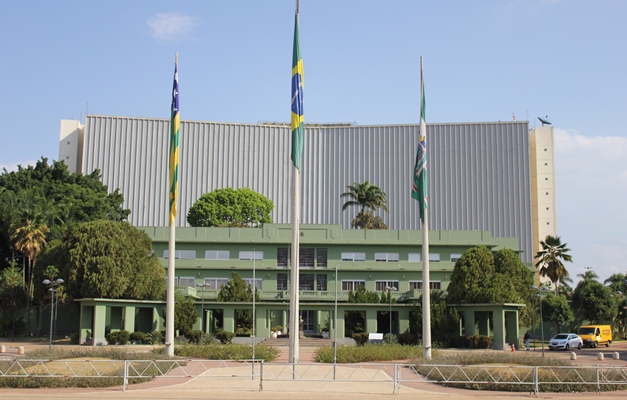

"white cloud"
[553, 128, 627, 284]
[0, 160, 37, 173]
[147, 13, 196, 41]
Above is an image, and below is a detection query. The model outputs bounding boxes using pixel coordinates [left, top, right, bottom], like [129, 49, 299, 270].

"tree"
[340, 181, 389, 229]
[0, 263, 27, 338]
[535, 235, 573, 295]
[163, 297, 198, 336]
[186, 187, 274, 228]
[541, 293, 574, 336]
[447, 246, 495, 304]
[571, 280, 616, 324]
[350, 211, 388, 230]
[216, 272, 260, 332]
[577, 270, 598, 283]
[558, 275, 574, 300]
[603, 273, 626, 293]
[345, 286, 380, 336]
[412, 293, 460, 341]
[35, 220, 165, 303]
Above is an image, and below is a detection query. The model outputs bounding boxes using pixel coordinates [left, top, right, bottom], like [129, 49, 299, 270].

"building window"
[342, 280, 365, 291]
[408, 253, 421, 262]
[300, 274, 314, 290]
[178, 277, 195, 287]
[277, 248, 288, 268]
[277, 273, 288, 290]
[239, 251, 263, 260]
[546, 192, 549, 195]
[375, 281, 399, 291]
[375, 252, 399, 262]
[547, 222, 550, 225]
[546, 207, 550, 210]
[341, 252, 366, 262]
[317, 248, 328, 268]
[244, 278, 263, 290]
[205, 250, 230, 260]
[545, 177, 549, 181]
[204, 277, 229, 290]
[429, 253, 440, 262]
[317, 274, 327, 291]
[163, 250, 196, 259]
[300, 248, 315, 268]
[409, 281, 441, 290]
[450, 253, 462, 262]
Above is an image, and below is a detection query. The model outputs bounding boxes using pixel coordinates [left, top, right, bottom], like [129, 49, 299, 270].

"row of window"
[175, 276, 441, 291]
[165, 249, 462, 264]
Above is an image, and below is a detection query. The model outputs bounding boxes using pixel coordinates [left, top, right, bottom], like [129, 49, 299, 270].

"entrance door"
[300, 310, 315, 333]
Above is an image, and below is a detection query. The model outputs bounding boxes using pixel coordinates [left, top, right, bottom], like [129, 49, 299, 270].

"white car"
[548, 333, 583, 351]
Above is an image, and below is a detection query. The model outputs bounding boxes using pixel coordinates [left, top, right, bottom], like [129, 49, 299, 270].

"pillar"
[223, 307, 235, 333]
[93, 305, 107, 346]
[79, 305, 93, 344]
[398, 307, 410, 334]
[335, 308, 345, 339]
[493, 309, 506, 350]
[463, 310, 476, 336]
[123, 307, 135, 333]
[365, 308, 377, 333]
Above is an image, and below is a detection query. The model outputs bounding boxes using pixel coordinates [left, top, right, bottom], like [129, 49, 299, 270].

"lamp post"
[333, 264, 338, 380]
[42, 278, 64, 350]
[531, 285, 551, 358]
[195, 283, 209, 333]
[531, 295, 536, 351]
[384, 286, 398, 336]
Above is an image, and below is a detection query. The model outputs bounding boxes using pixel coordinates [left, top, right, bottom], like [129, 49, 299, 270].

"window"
[429, 253, 440, 262]
[277, 273, 288, 290]
[317, 248, 328, 268]
[450, 253, 462, 262]
[409, 281, 441, 290]
[375, 281, 399, 291]
[163, 250, 196, 259]
[342, 280, 365, 291]
[178, 277, 195, 287]
[375, 252, 399, 262]
[239, 251, 263, 260]
[341, 252, 366, 262]
[205, 250, 230, 260]
[316, 274, 327, 291]
[204, 278, 229, 290]
[300, 274, 314, 290]
[277, 248, 288, 268]
[244, 278, 262, 290]
[408, 253, 421, 262]
[300, 248, 315, 268]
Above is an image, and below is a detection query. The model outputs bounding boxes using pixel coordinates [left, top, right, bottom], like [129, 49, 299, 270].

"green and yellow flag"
[169, 56, 180, 226]
[290, 13, 304, 170]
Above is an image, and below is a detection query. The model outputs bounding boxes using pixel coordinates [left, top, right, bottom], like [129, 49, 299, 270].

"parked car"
[548, 333, 583, 351]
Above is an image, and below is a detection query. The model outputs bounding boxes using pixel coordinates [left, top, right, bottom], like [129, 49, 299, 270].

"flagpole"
[289, 0, 302, 365]
[166, 52, 179, 357]
[419, 57, 432, 359]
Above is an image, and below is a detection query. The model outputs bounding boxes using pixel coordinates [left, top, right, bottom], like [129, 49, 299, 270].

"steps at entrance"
[263, 336, 334, 348]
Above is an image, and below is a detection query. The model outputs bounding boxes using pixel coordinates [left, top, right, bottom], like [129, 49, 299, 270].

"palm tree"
[604, 273, 627, 293]
[535, 235, 573, 295]
[341, 181, 389, 229]
[577, 269, 599, 283]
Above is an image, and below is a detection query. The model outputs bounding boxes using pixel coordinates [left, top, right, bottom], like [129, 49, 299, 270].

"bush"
[316, 343, 423, 363]
[153, 343, 279, 361]
[146, 330, 163, 345]
[69, 332, 80, 344]
[397, 333, 418, 345]
[448, 335, 492, 349]
[130, 331, 147, 344]
[271, 325, 283, 333]
[383, 333, 398, 344]
[215, 330, 235, 344]
[352, 332, 369, 346]
[106, 330, 130, 345]
[184, 330, 204, 344]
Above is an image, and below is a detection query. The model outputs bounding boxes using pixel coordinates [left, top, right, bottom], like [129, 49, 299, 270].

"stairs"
[262, 336, 334, 348]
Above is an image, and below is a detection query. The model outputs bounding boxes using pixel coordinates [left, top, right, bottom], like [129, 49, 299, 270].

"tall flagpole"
[166, 53, 180, 357]
[289, 0, 304, 365]
[419, 57, 431, 359]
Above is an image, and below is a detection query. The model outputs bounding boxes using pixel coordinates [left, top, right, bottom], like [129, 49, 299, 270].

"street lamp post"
[384, 286, 398, 336]
[42, 278, 64, 350]
[531, 295, 536, 351]
[195, 283, 209, 333]
[333, 264, 338, 380]
[531, 285, 551, 358]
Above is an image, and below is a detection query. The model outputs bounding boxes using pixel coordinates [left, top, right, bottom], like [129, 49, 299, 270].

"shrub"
[215, 329, 235, 344]
[448, 335, 492, 349]
[383, 333, 398, 344]
[352, 332, 369, 346]
[153, 343, 279, 361]
[105, 331, 128, 345]
[130, 331, 147, 344]
[146, 330, 163, 345]
[184, 330, 204, 344]
[316, 343, 422, 363]
[271, 325, 283, 333]
[397, 333, 418, 345]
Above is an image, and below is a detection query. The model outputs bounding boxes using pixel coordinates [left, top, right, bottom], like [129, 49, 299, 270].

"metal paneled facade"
[81, 115, 532, 262]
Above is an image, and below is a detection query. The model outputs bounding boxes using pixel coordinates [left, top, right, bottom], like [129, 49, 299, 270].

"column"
[223, 307, 235, 333]
[398, 307, 410, 334]
[79, 305, 93, 344]
[492, 309, 506, 350]
[123, 307, 136, 333]
[463, 310, 476, 336]
[93, 305, 107, 346]
[365, 308, 377, 333]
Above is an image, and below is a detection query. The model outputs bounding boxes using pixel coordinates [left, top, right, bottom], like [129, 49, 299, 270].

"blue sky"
[1, 0, 626, 285]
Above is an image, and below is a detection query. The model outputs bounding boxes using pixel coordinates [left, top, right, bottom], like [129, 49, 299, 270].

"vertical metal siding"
[81, 116, 532, 262]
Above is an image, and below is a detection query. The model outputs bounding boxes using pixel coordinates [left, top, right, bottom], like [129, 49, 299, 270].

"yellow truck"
[577, 325, 613, 348]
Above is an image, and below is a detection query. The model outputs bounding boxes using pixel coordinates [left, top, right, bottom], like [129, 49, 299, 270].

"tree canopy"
[340, 181, 389, 229]
[35, 220, 165, 303]
[571, 279, 616, 324]
[216, 272, 260, 331]
[186, 187, 274, 228]
[541, 293, 574, 336]
[535, 235, 573, 294]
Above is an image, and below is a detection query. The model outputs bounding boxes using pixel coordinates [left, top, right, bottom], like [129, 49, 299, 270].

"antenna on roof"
[538, 116, 551, 126]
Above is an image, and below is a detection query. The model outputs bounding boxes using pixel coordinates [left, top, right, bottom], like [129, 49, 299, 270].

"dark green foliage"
[572, 280, 617, 324]
[535, 235, 573, 292]
[215, 329, 235, 344]
[447, 335, 492, 349]
[106, 330, 130, 345]
[37, 220, 165, 303]
[157, 343, 279, 361]
[397, 333, 418, 345]
[184, 330, 205, 344]
[352, 332, 370, 345]
[541, 293, 574, 335]
[163, 298, 198, 336]
[129, 331, 147, 344]
[340, 181, 389, 230]
[345, 287, 380, 337]
[350, 211, 388, 230]
[186, 187, 274, 227]
[145, 330, 163, 345]
[0, 264, 27, 337]
[348, 286, 380, 303]
[447, 246, 495, 304]
[216, 272, 260, 330]
[315, 343, 423, 363]
[411, 295, 460, 343]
